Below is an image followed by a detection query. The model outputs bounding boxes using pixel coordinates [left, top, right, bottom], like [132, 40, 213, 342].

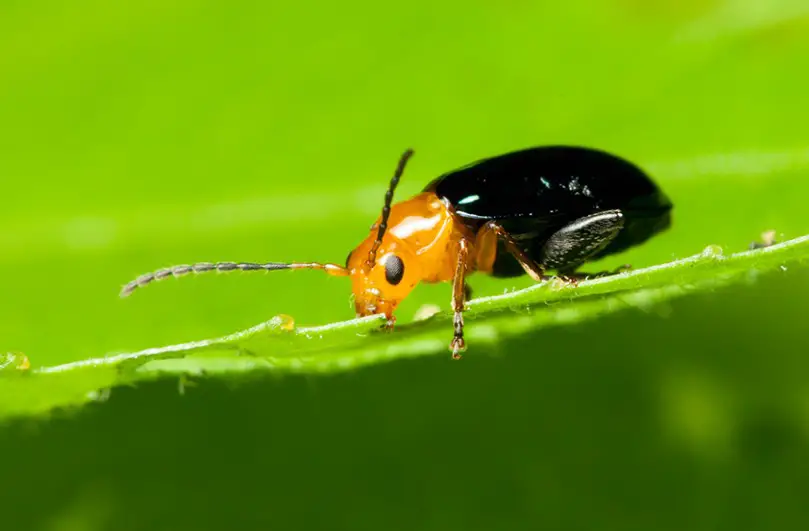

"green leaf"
[4, 1, 809, 530]
[3, 235, 807, 419]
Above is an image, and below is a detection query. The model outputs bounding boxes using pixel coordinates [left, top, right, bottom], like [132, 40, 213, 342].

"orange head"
[345, 231, 422, 318]
[344, 150, 462, 319]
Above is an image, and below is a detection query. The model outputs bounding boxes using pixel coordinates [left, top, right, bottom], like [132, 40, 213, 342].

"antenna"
[120, 261, 348, 297]
[366, 148, 414, 268]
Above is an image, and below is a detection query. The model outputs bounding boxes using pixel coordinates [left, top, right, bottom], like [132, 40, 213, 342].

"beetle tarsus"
[382, 316, 396, 330]
[556, 275, 581, 287]
[450, 336, 466, 360]
[558, 264, 633, 282]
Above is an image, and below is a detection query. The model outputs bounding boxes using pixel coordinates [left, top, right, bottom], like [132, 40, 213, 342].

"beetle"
[121, 145, 673, 359]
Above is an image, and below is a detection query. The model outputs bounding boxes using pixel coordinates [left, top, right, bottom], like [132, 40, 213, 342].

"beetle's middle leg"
[539, 209, 626, 279]
[476, 221, 552, 282]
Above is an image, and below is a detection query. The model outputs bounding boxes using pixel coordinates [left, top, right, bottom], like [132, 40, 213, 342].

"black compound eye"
[384, 255, 405, 285]
[345, 251, 353, 267]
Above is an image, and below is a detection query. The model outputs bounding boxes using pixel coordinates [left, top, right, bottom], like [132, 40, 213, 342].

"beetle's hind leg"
[539, 210, 626, 281]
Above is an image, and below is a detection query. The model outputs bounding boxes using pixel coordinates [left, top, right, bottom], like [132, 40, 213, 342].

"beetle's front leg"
[450, 239, 471, 360]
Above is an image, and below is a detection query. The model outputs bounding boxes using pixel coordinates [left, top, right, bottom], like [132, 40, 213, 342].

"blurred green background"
[2, 0, 809, 529]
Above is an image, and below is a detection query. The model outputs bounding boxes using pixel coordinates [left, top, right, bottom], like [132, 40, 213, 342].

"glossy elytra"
[121, 146, 673, 359]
